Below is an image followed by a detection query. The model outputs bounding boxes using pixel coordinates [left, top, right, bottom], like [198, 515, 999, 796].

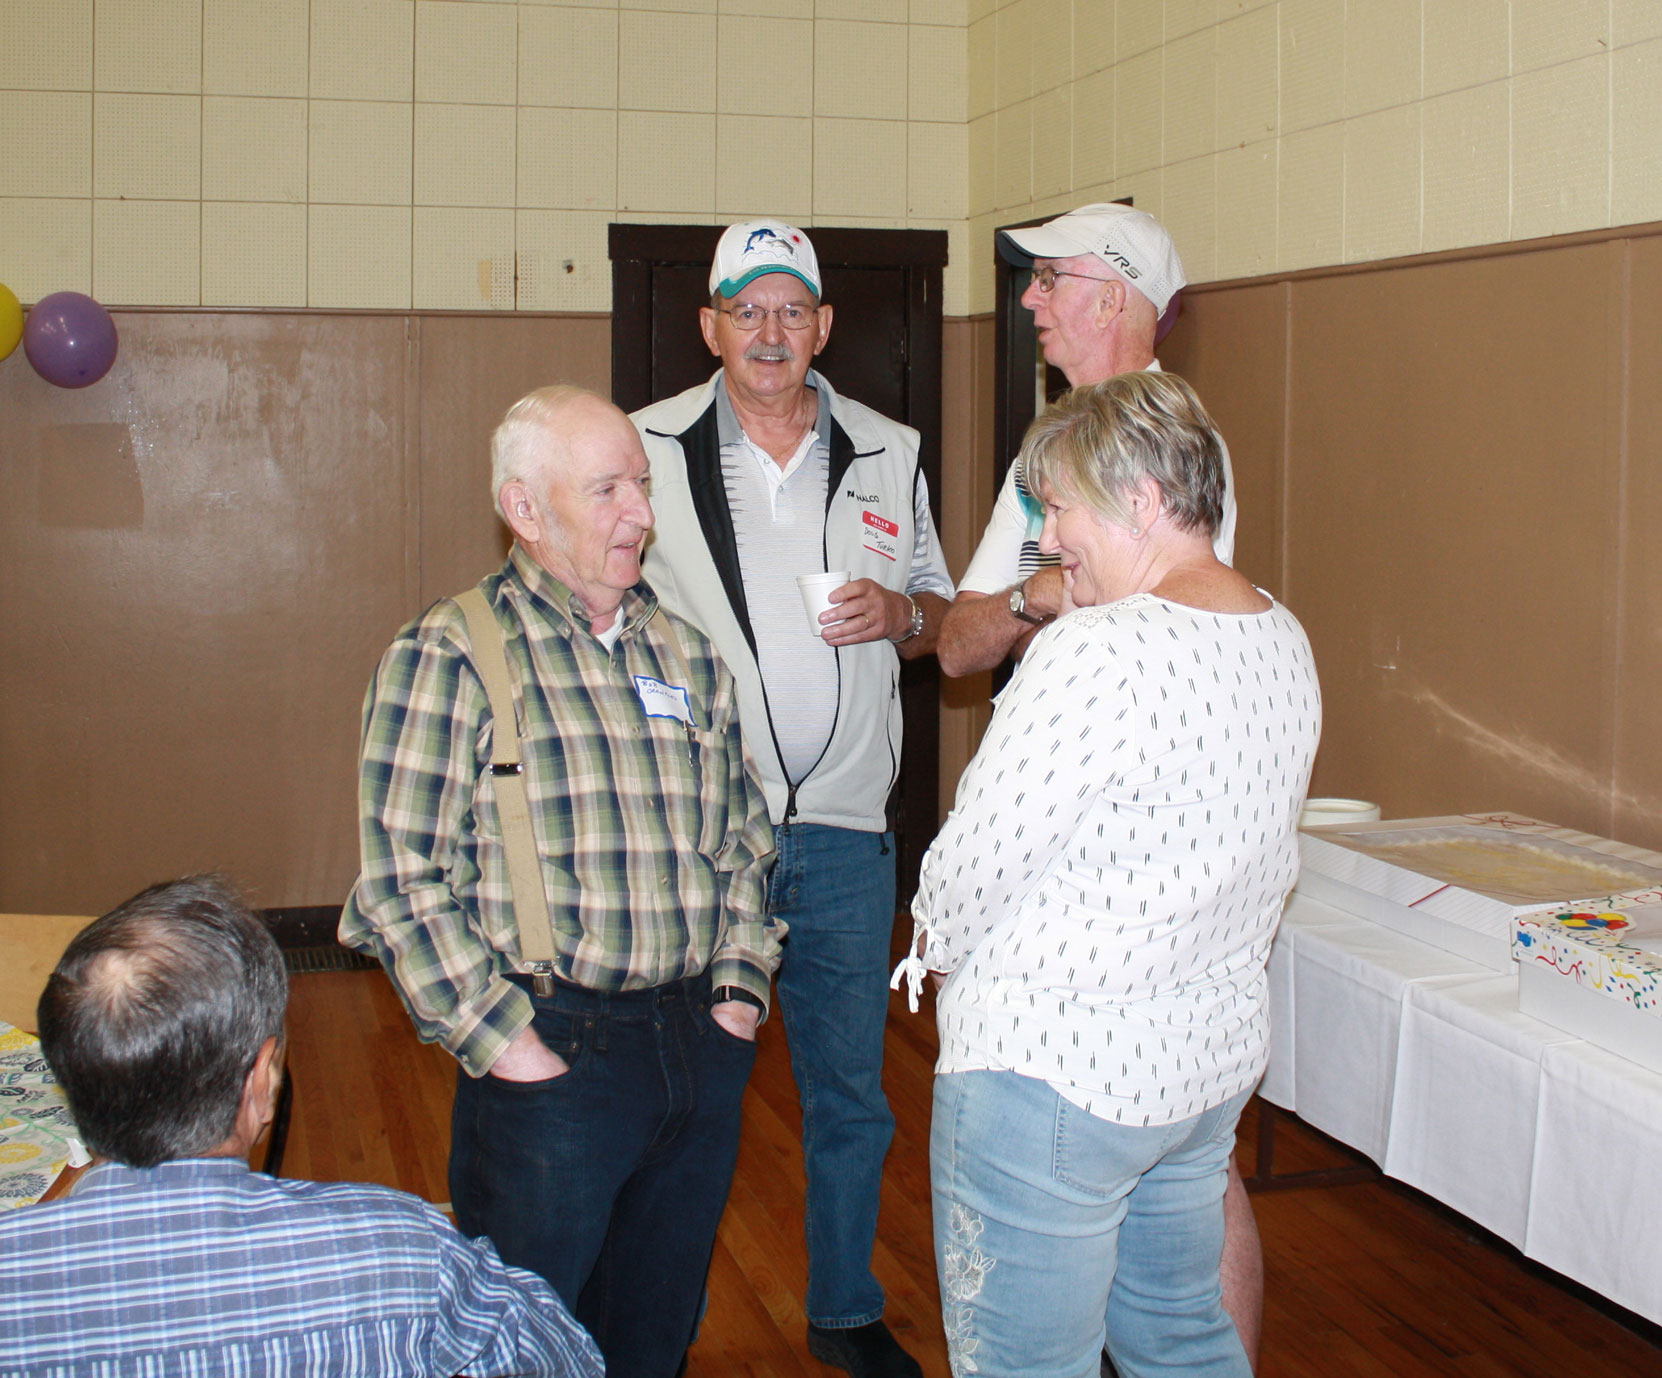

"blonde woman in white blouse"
[896, 372, 1321, 1378]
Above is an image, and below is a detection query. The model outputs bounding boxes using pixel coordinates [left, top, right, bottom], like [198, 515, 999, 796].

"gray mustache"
[744, 342, 794, 363]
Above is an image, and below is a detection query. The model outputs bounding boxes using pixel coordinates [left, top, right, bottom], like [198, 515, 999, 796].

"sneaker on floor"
[806, 1320, 923, 1378]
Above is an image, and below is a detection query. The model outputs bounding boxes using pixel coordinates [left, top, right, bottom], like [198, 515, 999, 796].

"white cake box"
[1296, 813, 1662, 972]
[1513, 905, 1662, 1074]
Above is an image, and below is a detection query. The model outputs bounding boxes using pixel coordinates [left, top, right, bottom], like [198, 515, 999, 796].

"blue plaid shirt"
[0, 1158, 601, 1378]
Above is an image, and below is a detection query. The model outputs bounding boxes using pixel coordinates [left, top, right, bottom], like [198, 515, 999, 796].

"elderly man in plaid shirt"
[342, 384, 782, 1378]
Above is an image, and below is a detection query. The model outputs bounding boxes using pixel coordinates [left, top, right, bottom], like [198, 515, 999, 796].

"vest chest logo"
[861, 509, 899, 561]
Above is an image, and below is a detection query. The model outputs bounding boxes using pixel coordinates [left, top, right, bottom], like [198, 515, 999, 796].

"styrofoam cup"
[797, 570, 851, 637]
[1299, 797, 1382, 829]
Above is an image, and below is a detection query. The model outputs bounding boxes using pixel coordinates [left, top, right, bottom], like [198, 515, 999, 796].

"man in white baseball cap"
[936, 203, 1259, 1373]
[937, 202, 1237, 675]
[1001, 200, 1187, 325]
[632, 219, 954, 1378]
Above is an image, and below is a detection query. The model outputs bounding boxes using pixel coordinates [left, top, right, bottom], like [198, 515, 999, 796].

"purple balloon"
[1154, 287, 1183, 347]
[24, 291, 119, 388]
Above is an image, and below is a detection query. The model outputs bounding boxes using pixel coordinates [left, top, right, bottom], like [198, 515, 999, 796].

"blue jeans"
[931, 1070, 1253, 1378]
[771, 822, 898, 1327]
[449, 972, 755, 1378]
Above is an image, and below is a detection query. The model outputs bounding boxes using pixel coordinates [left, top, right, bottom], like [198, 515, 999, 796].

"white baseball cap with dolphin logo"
[709, 220, 822, 299]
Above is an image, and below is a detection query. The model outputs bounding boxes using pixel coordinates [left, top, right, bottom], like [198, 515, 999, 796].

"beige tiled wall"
[0, 0, 973, 313]
[967, 0, 1662, 314]
[9, 1, 1656, 321]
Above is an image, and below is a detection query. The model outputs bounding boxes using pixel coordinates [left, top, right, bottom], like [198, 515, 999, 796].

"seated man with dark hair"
[0, 876, 601, 1378]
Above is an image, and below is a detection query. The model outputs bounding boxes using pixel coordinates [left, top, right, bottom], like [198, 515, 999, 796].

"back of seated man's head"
[37, 876, 288, 1168]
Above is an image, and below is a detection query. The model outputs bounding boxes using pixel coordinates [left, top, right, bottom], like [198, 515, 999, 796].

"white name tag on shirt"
[633, 675, 692, 725]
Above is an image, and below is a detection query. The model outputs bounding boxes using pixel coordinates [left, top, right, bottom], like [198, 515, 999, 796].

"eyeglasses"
[716, 303, 818, 331]
[1029, 264, 1113, 293]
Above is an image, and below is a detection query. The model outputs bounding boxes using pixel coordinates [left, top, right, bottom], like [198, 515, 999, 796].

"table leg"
[1243, 1100, 1380, 1193]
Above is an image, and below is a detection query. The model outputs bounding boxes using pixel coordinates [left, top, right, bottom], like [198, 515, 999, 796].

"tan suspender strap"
[454, 588, 558, 980]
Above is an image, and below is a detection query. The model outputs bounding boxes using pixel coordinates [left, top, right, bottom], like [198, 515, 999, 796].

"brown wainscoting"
[0, 309, 610, 914]
[1160, 219, 1662, 848]
[24, 209, 1652, 916]
[0, 298, 993, 916]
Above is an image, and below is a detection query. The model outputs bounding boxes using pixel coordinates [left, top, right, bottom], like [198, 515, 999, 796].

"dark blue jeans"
[771, 823, 898, 1327]
[449, 972, 755, 1378]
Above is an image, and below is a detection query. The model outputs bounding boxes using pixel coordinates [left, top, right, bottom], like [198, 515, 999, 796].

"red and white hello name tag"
[861, 509, 899, 561]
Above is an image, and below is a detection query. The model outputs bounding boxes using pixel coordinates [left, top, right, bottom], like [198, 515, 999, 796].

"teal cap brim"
[715, 266, 820, 299]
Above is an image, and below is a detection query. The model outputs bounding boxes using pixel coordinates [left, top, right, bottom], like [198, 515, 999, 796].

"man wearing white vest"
[633, 221, 955, 1378]
[936, 202, 1262, 1373]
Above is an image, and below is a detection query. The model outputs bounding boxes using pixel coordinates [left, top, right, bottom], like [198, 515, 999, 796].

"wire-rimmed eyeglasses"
[1028, 264, 1114, 292]
[715, 303, 818, 331]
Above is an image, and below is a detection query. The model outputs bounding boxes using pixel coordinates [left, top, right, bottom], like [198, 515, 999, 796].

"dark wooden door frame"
[994, 213, 1050, 492]
[608, 223, 949, 904]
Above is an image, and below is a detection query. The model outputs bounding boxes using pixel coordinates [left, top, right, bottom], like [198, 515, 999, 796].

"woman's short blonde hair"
[1019, 370, 1226, 538]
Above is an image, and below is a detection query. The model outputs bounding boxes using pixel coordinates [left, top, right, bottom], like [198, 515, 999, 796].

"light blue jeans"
[930, 1070, 1254, 1378]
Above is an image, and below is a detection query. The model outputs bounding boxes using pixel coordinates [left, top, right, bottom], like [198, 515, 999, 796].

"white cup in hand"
[796, 570, 851, 638]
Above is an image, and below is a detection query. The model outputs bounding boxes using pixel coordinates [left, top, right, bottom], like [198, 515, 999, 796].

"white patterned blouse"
[898, 593, 1322, 1128]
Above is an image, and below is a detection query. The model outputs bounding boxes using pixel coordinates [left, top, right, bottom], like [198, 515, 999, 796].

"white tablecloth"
[1264, 889, 1662, 1325]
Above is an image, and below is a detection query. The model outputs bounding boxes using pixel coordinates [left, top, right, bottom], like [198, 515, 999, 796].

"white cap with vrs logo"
[997, 203, 1185, 315]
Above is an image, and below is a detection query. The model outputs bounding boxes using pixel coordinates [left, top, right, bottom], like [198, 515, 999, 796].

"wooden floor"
[282, 968, 1662, 1378]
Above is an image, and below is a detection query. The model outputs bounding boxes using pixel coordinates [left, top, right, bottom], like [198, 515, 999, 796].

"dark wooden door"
[609, 224, 948, 904]
[993, 213, 1074, 489]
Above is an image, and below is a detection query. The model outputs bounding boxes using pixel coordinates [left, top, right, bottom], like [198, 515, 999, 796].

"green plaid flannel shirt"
[341, 546, 781, 1077]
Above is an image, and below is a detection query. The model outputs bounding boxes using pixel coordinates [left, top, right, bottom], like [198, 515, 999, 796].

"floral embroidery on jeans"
[941, 1201, 996, 1375]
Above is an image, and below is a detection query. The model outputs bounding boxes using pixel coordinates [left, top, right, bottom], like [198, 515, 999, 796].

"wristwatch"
[712, 986, 765, 1013]
[894, 594, 924, 643]
[1008, 580, 1049, 625]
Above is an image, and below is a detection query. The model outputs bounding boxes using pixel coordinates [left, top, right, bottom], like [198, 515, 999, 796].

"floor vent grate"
[282, 945, 379, 976]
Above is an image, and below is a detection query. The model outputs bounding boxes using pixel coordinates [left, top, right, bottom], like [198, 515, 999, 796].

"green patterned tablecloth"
[0, 1022, 88, 1208]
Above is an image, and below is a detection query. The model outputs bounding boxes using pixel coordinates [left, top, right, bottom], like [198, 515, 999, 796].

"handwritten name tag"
[634, 674, 692, 725]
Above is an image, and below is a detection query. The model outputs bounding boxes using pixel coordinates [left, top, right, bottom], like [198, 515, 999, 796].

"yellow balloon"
[0, 283, 21, 361]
